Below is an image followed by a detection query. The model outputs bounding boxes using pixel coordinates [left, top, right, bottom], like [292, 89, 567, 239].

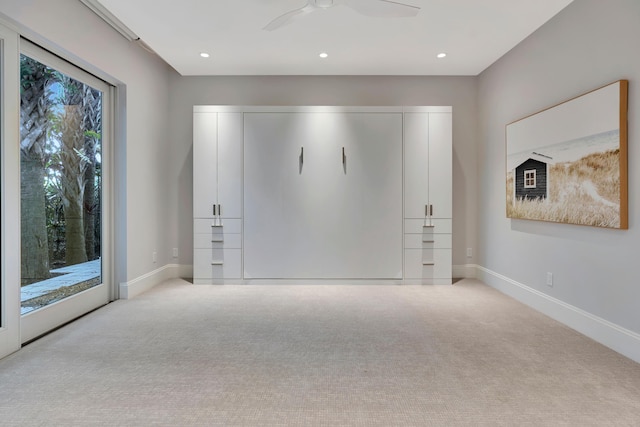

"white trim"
[475, 265, 640, 364]
[194, 105, 452, 114]
[78, 0, 138, 41]
[119, 264, 189, 299]
[21, 284, 109, 344]
[195, 279, 407, 286]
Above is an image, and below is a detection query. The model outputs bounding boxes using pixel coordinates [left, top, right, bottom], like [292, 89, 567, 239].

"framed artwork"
[506, 80, 628, 229]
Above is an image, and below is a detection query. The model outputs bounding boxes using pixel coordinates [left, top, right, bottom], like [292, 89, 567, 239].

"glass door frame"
[18, 39, 115, 344]
[0, 22, 21, 359]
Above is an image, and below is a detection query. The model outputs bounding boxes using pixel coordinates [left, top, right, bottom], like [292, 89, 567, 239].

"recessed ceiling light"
[200, 52, 210, 58]
[319, 52, 328, 59]
[437, 52, 447, 59]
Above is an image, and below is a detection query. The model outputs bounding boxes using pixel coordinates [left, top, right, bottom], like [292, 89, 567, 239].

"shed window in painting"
[524, 170, 536, 188]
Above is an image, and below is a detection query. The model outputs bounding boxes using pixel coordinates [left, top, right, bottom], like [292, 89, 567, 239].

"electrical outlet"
[172, 248, 178, 258]
[466, 248, 473, 258]
[546, 272, 553, 287]
[153, 251, 157, 263]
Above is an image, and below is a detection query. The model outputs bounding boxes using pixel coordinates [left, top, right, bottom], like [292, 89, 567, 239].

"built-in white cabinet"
[193, 111, 243, 219]
[403, 110, 453, 284]
[193, 108, 243, 283]
[193, 106, 452, 284]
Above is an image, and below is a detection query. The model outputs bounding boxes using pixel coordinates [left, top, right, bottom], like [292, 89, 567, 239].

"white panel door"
[244, 112, 314, 278]
[193, 112, 218, 218]
[333, 113, 403, 278]
[404, 113, 429, 219]
[217, 113, 243, 219]
[428, 112, 453, 218]
[244, 112, 403, 279]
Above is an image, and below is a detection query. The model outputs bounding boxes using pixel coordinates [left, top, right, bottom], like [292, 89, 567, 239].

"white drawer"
[194, 218, 242, 234]
[404, 219, 452, 234]
[404, 248, 451, 279]
[404, 233, 452, 249]
[194, 233, 242, 249]
[193, 248, 242, 279]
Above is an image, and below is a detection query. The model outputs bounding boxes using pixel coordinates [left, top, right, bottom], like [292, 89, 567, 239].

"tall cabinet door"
[193, 112, 218, 219]
[244, 112, 313, 278]
[403, 112, 452, 219]
[335, 113, 403, 279]
[428, 113, 453, 219]
[217, 113, 243, 219]
[404, 113, 429, 219]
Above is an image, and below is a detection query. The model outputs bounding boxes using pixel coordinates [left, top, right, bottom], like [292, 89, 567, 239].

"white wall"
[168, 75, 479, 272]
[0, 0, 176, 288]
[478, 0, 640, 345]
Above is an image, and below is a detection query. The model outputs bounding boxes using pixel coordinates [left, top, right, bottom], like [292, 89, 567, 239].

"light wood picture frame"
[506, 80, 628, 229]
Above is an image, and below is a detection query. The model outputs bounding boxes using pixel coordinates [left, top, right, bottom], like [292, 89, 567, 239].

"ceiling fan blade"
[342, 0, 420, 17]
[263, 3, 317, 31]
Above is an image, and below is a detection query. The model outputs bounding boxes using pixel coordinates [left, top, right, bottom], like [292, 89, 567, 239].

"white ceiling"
[90, 0, 574, 76]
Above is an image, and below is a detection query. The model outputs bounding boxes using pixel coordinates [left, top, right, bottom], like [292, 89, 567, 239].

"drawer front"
[404, 219, 452, 234]
[194, 218, 242, 234]
[404, 233, 452, 249]
[404, 248, 451, 279]
[194, 248, 242, 279]
[194, 233, 242, 249]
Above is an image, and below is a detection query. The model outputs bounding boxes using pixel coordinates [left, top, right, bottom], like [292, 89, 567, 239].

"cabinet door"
[193, 112, 218, 218]
[404, 112, 452, 219]
[404, 113, 429, 219]
[217, 113, 243, 218]
[428, 112, 452, 218]
[244, 112, 315, 278]
[333, 113, 403, 279]
[244, 112, 403, 279]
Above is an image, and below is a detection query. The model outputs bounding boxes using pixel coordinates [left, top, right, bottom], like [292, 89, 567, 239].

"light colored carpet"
[1, 279, 639, 426]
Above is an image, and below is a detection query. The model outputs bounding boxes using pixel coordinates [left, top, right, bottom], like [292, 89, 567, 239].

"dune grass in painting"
[506, 149, 620, 228]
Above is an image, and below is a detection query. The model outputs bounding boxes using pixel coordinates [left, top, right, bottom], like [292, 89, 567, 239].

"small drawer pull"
[211, 261, 224, 266]
[422, 261, 435, 266]
[422, 240, 435, 243]
[211, 239, 224, 243]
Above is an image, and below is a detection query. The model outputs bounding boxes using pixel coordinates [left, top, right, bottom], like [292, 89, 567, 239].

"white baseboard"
[119, 264, 189, 299]
[453, 264, 477, 279]
[475, 265, 640, 364]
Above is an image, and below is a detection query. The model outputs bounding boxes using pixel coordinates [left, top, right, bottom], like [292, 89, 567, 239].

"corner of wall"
[453, 264, 478, 280]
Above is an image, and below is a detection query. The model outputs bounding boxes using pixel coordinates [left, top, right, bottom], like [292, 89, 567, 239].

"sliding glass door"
[19, 40, 113, 343]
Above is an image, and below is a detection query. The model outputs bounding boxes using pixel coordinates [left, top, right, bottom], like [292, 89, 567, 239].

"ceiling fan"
[263, 0, 420, 31]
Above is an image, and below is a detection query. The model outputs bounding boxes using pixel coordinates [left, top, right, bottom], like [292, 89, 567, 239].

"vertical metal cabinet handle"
[425, 204, 428, 217]
[342, 147, 346, 165]
[301, 146, 304, 164]
[430, 205, 433, 216]
[218, 204, 222, 217]
[213, 204, 217, 216]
